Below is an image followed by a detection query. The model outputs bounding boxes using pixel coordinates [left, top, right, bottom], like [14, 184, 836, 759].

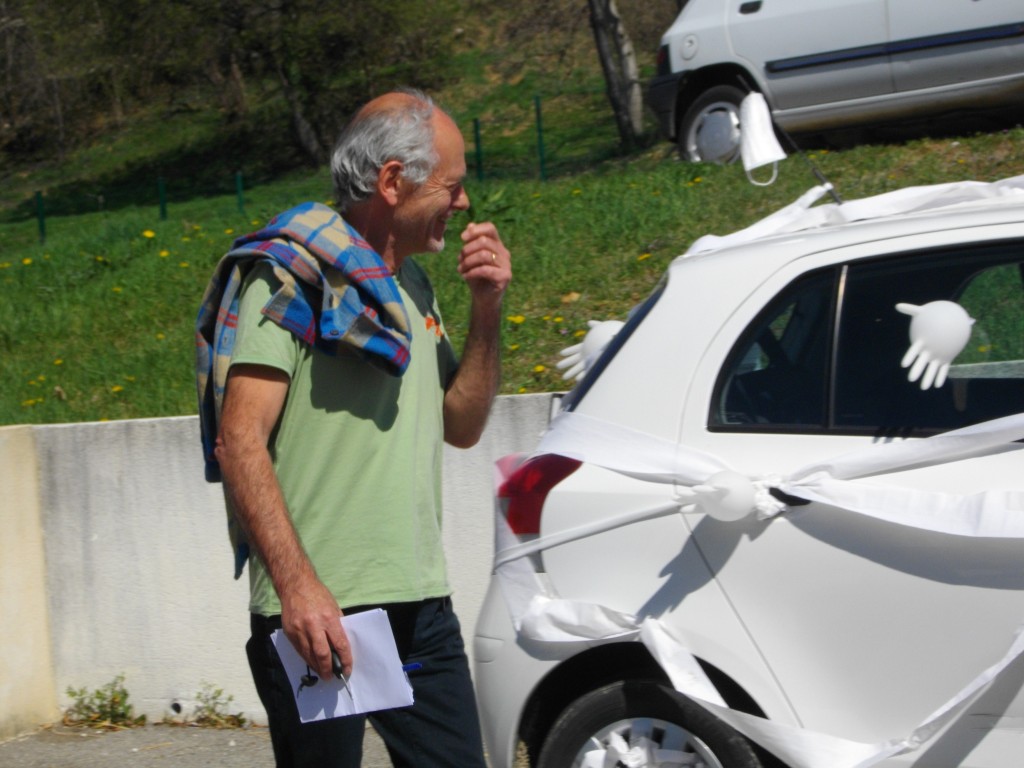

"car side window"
[835, 243, 1024, 434]
[711, 269, 835, 429]
[712, 241, 1024, 435]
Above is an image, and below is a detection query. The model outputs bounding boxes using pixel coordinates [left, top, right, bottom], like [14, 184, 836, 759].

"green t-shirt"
[231, 259, 458, 615]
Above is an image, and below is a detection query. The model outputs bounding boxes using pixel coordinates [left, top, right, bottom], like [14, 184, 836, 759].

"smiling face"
[392, 111, 470, 258]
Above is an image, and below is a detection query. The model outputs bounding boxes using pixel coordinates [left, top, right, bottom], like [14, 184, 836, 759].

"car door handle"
[740, 1, 762, 13]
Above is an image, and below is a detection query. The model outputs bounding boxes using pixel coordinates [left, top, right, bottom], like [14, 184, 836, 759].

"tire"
[536, 680, 762, 768]
[678, 84, 745, 164]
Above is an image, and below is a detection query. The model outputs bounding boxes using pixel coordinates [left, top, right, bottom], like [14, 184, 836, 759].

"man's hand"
[281, 575, 353, 680]
[458, 221, 511, 303]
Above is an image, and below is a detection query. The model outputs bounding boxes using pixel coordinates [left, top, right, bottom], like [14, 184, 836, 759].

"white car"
[474, 177, 1024, 768]
[647, 0, 1024, 162]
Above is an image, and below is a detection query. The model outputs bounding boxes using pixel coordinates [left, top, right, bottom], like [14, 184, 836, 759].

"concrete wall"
[0, 393, 554, 740]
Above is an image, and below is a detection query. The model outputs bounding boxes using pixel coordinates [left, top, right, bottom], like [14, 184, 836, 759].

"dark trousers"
[246, 597, 487, 768]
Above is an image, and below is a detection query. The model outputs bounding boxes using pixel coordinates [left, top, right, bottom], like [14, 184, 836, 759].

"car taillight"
[497, 454, 582, 535]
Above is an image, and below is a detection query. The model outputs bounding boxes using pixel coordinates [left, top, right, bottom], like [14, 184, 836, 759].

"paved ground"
[0, 721, 393, 767]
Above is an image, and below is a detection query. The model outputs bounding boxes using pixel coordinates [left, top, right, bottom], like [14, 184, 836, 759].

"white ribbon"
[531, 410, 1024, 536]
[495, 410, 1024, 767]
[499, 573, 1024, 768]
[685, 174, 1024, 258]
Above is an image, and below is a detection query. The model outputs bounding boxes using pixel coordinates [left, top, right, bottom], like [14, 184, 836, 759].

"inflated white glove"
[556, 320, 625, 381]
[896, 301, 975, 390]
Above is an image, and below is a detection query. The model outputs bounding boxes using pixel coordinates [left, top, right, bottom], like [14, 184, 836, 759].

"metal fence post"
[235, 171, 246, 217]
[158, 176, 168, 221]
[35, 191, 45, 244]
[534, 95, 547, 181]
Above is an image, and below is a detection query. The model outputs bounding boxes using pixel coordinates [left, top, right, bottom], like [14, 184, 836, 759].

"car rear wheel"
[536, 680, 762, 768]
[678, 84, 744, 164]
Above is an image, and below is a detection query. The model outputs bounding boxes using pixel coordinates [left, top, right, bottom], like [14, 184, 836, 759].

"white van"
[647, 0, 1024, 162]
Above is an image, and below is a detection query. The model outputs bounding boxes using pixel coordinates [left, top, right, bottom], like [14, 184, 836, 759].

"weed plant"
[64, 674, 146, 730]
[189, 682, 247, 729]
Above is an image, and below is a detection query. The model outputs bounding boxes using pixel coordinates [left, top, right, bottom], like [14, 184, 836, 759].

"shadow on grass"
[1, 118, 312, 223]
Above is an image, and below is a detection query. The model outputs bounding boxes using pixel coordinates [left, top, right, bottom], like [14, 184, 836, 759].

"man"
[195, 89, 511, 766]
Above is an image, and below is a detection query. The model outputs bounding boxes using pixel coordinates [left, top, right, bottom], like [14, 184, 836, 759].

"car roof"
[673, 175, 1024, 271]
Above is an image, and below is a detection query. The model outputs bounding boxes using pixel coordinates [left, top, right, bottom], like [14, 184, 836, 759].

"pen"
[331, 648, 350, 692]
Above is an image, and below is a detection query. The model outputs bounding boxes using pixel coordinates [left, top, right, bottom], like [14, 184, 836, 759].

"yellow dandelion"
[156, 333, 166, 341]
[638, 253, 651, 261]
[181, 236, 192, 242]
[533, 364, 546, 373]
[111, 385, 124, 393]
[509, 343, 520, 351]
[159, 249, 170, 257]
[112, 286, 123, 293]
[0, 262, 10, 269]
[54, 359, 63, 365]
[142, 230, 156, 239]
[507, 315, 526, 324]
[574, 330, 586, 338]
[572, 189, 582, 196]
[553, 316, 563, 323]
[518, 386, 528, 393]
[22, 257, 32, 265]
[179, 261, 190, 268]
[225, 228, 235, 235]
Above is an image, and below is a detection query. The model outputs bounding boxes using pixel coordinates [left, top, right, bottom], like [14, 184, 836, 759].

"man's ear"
[378, 160, 405, 206]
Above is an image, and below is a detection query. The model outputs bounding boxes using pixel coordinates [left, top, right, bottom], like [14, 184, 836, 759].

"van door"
[727, 0, 892, 110]
[888, 0, 1024, 92]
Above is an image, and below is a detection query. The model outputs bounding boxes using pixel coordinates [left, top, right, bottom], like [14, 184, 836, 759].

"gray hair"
[330, 89, 438, 212]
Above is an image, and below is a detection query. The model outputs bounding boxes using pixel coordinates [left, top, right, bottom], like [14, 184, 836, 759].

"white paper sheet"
[271, 608, 414, 722]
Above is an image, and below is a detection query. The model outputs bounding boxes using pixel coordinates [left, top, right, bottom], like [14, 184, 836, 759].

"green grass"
[3, 91, 1024, 425]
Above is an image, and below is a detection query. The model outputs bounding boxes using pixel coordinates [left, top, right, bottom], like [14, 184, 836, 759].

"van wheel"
[536, 680, 762, 768]
[678, 84, 744, 164]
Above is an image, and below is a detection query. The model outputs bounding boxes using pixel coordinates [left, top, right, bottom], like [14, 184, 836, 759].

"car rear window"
[560, 277, 668, 413]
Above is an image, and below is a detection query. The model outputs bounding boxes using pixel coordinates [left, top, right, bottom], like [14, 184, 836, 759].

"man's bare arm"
[215, 364, 352, 678]
[443, 221, 512, 448]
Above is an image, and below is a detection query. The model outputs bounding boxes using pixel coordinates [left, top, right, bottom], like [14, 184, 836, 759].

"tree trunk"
[587, 0, 644, 148]
[49, 74, 64, 159]
[277, 61, 324, 166]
